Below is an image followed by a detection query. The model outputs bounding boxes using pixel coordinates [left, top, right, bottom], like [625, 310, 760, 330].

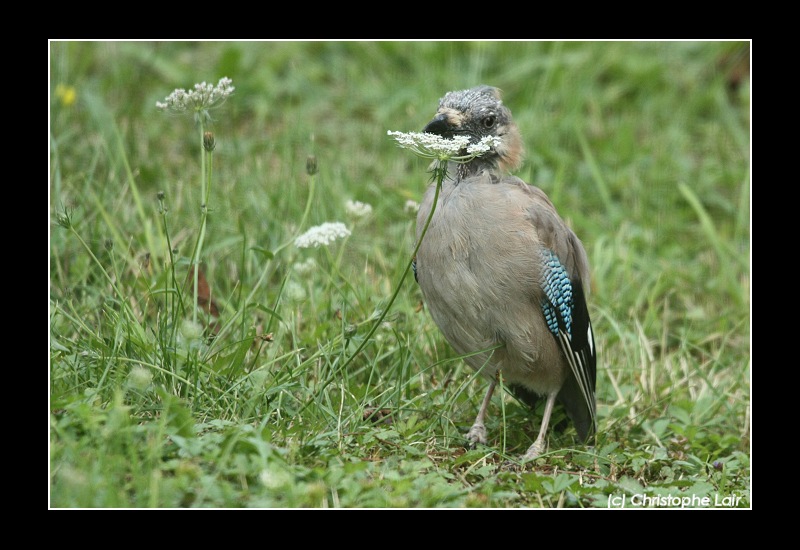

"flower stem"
[340, 161, 448, 370]
[295, 170, 316, 242]
[191, 122, 209, 326]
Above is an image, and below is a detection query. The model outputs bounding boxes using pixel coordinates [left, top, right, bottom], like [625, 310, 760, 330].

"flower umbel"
[345, 200, 373, 218]
[293, 257, 317, 275]
[294, 222, 351, 248]
[404, 199, 420, 216]
[387, 131, 501, 162]
[156, 77, 235, 122]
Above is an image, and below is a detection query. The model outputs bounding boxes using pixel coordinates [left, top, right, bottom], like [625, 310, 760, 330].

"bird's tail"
[557, 374, 596, 443]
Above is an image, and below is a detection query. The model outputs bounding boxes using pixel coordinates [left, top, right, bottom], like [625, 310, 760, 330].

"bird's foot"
[496, 442, 546, 471]
[465, 423, 487, 448]
[521, 440, 546, 461]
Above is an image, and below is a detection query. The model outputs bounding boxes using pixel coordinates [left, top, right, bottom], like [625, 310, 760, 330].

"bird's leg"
[466, 376, 497, 447]
[522, 392, 558, 460]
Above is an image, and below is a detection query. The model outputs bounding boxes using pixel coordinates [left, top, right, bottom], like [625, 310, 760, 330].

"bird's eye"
[482, 115, 496, 128]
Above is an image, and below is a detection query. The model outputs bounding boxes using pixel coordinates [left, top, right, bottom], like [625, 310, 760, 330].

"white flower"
[294, 222, 351, 248]
[404, 199, 420, 215]
[292, 257, 317, 275]
[467, 137, 501, 155]
[387, 130, 470, 155]
[180, 319, 204, 340]
[345, 199, 373, 218]
[387, 130, 501, 162]
[284, 280, 307, 302]
[157, 77, 235, 115]
[126, 366, 153, 391]
[259, 466, 292, 489]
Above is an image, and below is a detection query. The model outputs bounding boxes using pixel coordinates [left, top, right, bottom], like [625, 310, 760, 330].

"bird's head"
[423, 85, 524, 174]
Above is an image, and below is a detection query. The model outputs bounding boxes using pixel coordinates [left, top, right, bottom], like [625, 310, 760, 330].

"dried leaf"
[187, 266, 221, 335]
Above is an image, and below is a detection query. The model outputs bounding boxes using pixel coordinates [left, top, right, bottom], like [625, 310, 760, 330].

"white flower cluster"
[284, 280, 307, 302]
[388, 130, 470, 155]
[126, 366, 153, 391]
[404, 200, 420, 215]
[387, 131, 501, 162]
[294, 222, 351, 248]
[465, 137, 501, 155]
[156, 77, 235, 114]
[345, 199, 373, 218]
[292, 257, 317, 275]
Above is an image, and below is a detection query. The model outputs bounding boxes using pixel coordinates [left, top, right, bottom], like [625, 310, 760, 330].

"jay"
[413, 85, 596, 460]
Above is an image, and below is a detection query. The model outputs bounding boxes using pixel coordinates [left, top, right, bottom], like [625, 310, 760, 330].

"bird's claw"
[466, 424, 487, 448]
[522, 440, 545, 461]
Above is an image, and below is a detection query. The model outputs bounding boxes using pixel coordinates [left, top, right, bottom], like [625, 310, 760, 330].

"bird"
[413, 85, 596, 460]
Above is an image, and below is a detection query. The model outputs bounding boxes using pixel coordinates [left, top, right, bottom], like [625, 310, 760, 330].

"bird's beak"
[423, 114, 454, 138]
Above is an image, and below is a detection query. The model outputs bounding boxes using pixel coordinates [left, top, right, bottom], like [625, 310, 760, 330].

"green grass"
[49, 40, 751, 508]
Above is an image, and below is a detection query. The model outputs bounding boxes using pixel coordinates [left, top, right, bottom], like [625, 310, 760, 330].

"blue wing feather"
[540, 249, 597, 435]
